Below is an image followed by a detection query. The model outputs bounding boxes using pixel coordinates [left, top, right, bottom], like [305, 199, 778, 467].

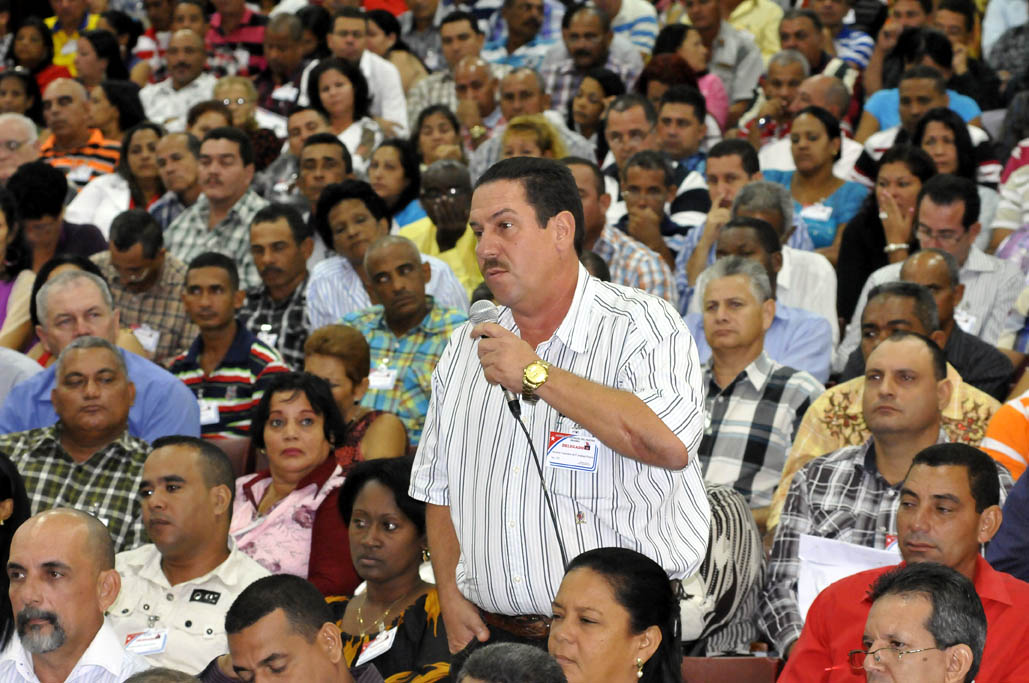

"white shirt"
[835, 245, 1024, 371]
[300, 54, 408, 138]
[409, 265, 711, 615]
[306, 253, 469, 331]
[139, 73, 218, 132]
[0, 621, 149, 683]
[759, 135, 863, 181]
[337, 117, 384, 179]
[108, 541, 270, 674]
[65, 173, 130, 239]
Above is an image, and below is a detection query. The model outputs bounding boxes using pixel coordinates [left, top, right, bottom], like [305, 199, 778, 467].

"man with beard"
[0, 509, 148, 682]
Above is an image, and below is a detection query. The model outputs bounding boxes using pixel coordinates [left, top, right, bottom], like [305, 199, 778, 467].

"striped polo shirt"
[40, 129, 120, 190]
[206, 8, 269, 76]
[170, 320, 289, 440]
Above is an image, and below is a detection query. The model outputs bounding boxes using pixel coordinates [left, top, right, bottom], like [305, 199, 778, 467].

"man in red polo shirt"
[780, 442, 1029, 682]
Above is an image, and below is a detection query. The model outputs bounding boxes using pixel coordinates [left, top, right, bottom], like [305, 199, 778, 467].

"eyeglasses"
[847, 646, 940, 669]
[421, 186, 468, 201]
[0, 139, 28, 152]
[222, 97, 249, 106]
[915, 225, 963, 245]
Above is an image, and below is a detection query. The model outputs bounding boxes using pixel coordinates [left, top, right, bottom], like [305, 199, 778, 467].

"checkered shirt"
[165, 190, 270, 290]
[0, 425, 149, 552]
[541, 54, 643, 123]
[342, 297, 467, 446]
[592, 224, 678, 307]
[698, 352, 824, 508]
[239, 277, 309, 371]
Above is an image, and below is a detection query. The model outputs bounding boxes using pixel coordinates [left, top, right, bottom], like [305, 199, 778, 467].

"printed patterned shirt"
[169, 322, 290, 440]
[343, 297, 467, 446]
[0, 425, 150, 552]
[239, 277, 309, 371]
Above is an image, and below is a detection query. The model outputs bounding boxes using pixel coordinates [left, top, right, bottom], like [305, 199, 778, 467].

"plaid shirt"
[699, 352, 823, 509]
[92, 251, 197, 367]
[165, 190, 270, 290]
[239, 277, 309, 371]
[0, 425, 149, 552]
[149, 190, 189, 231]
[169, 322, 290, 440]
[592, 224, 677, 307]
[343, 297, 467, 446]
[541, 49, 643, 121]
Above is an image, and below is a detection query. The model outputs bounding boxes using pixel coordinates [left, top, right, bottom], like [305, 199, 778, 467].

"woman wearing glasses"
[213, 76, 282, 172]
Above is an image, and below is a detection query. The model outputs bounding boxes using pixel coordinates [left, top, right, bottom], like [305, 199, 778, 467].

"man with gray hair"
[737, 50, 809, 150]
[698, 255, 823, 530]
[0, 269, 200, 441]
[0, 508, 149, 682]
[0, 113, 41, 184]
[0, 338, 150, 552]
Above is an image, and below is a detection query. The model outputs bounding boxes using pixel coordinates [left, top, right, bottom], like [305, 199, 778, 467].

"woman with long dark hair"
[368, 138, 426, 231]
[89, 80, 145, 143]
[414, 104, 464, 167]
[566, 67, 625, 163]
[10, 18, 72, 93]
[366, 10, 428, 94]
[653, 23, 728, 130]
[0, 69, 44, 127]
[307, 58, 382, 177]
[75, 29, 129, 89]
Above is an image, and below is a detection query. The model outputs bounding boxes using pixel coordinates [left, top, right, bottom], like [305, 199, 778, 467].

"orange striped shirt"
[982, 390, 1029, 480]
[40, 129, 121, 190]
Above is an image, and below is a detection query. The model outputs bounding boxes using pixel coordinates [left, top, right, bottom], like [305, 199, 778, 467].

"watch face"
[526, 363, 547, 384]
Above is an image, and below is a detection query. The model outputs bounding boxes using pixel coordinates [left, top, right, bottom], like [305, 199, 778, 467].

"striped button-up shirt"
[699, 351, 824, 508]
[409, 265, 711, 615]
[343, 297, 467, 446]
[0, 425, 150, 552]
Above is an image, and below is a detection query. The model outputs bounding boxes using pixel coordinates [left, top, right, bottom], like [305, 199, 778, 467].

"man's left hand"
[471, 322, 539, 394]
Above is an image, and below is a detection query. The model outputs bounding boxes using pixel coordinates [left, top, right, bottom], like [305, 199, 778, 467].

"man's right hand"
[440, 588, 491, 654]
[876, 19, 900, 52]
[702, 206, 732, 242]
[456, 99, 483, 131]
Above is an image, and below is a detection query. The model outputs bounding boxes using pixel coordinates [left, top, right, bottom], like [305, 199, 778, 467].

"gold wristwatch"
[522, 360, 551, 400]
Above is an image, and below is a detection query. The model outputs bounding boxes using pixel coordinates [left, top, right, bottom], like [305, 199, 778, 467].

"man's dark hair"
[187, 251, 239, 291]
[562, 2, 611, 32]
[605, 93, 657, 128]
[896, 27, 953, 70]
[708, 139, 760, 176]
[658, 84, 706, 124]
[225, 574, 333, 639]
[301, 131, 353, 175]
[917, 174, 981, 231]
[868, 563, 986, 683]
[150, 434, 237, 512]
[110, 209, 163, 259]
[899, 64, 947, 94]
[338, 456, 425, 534]
[475, 157, 585, 255]
[252, 203, 312, 244]
[909, 442, 1001, 512]
[876, 330, 948, 381]
[124, 668, 197, 683]
[186, 99, 232, 129]
[440, 10, 484, 34]
[622, 149, 674, 186]
[782, 7, 823, 30]
[100, 80, 146, 132]
[458, 642, 568, 683]
[313, 180, 388, 251]
[559, 156, 605, 196]
[936, 0, 975, 31]
[866, 281, 940, 333]
[202, 126, 255, 167]
[163, 130, 201, 158]
[722, 217, 781, 254]
[7, 161, 67, 220]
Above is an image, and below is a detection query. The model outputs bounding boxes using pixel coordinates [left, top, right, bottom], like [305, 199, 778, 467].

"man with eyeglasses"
[400, 160, 482, 298]
[779, 443, 1028, 682]
[91, 209, 197, 368]
[140, 29, 215, 132]
[0, 113, 41, 185]
[835, 175, 1022, 373]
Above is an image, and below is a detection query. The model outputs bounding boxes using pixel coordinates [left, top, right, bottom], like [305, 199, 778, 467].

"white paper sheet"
[797, 534, 901, 621]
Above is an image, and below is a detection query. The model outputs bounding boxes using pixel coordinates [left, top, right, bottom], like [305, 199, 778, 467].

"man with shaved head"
[453, 57, 501, 150]
[140, 29, 217, 132]
[39, 78, 120, 190]
[255, 14, 308, 117]
[342, 235, 468, 445]
[0, 336, 150, 552]
[0, 508, 148, 682]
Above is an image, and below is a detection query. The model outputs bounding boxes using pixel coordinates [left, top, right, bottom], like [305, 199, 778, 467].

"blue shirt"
[686, 304, 832, 382]
[763, 170, 869, 249]
[394, 198, 427, 231]
[0, 349, 201, 442]
[864, 88, 981, 130]
[986, 471, 1029, 583]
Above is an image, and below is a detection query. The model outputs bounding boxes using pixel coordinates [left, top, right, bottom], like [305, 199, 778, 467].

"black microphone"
[469, 299, 522, 418]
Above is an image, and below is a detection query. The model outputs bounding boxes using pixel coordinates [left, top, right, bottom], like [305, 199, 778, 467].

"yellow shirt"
[45, 13, 100, 76]
[766, 363, 1000, 530]
[399, 217, 483, 298]
[727, 0, 782, 62]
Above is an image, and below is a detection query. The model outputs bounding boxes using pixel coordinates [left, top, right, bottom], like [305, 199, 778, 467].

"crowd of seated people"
[2, 0, 1029, 679]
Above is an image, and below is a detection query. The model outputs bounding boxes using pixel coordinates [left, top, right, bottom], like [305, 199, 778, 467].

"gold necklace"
[355, 586, 420, 636]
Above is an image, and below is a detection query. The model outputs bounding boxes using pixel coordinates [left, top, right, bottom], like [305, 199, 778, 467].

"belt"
[480, 610, 552, 640]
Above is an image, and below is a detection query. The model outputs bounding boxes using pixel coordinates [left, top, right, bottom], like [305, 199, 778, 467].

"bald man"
[0, 509, 148, 682]
[454, 57, 501, 149]
[341, 235, 468, 445]
[140, 29, 218, 132]
[39, 79, 120, 189]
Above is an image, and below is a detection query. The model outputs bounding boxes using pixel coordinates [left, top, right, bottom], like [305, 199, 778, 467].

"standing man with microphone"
[409, 157, 711, 664]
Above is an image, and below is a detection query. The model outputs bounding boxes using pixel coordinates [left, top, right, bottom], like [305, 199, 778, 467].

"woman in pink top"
[653, 24, 729, 131]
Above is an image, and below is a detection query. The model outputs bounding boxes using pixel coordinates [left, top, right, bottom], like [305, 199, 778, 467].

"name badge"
[368, 362, 398, 390]
[60, 40, 78, 55]
[133, 325, 161, 354]
[125, 629, 168, 655]
[199, 400, 220, 426]
[272, 83, 299, 102]
[68, 164, 93, 184]
[190, 589, 221, 605]
[545, 431, 599, 472]
[355, 627, 398, 667]
[800, 203, 834, 222]
[257, 324, 279, 349]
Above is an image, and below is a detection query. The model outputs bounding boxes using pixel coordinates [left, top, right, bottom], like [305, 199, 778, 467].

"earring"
[421, 547, 430, 563]
[636, 658, 643, 679]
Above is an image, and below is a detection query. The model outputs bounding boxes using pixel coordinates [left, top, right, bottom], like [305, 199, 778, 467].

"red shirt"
[780, 556, 1029, 683]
